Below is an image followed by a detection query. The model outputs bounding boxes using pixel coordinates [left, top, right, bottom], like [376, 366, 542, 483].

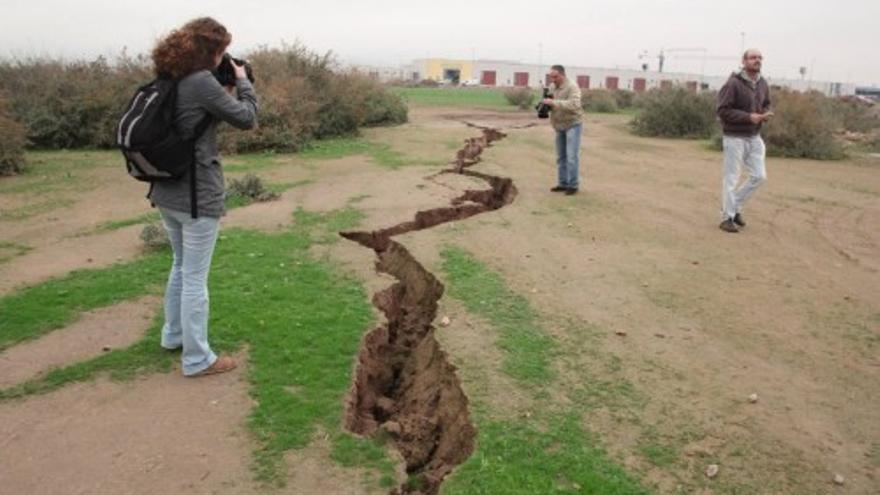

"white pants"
[721, 135, 767, 220]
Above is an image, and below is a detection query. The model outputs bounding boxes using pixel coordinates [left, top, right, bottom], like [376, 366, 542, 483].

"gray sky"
[2, 0, 878, 85]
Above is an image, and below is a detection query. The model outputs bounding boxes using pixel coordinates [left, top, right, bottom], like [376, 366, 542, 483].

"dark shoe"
[719, 218, 739, 233]
[733, 213, 746, 227]
[551, 186, 567, 192]
[565, 188, 578, 195]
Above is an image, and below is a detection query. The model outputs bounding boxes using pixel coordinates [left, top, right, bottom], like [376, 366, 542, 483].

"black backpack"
[116, 77, 210, 218]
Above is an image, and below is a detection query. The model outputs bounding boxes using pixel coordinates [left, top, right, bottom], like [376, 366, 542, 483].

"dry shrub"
[0, 52, 151, 149]
[0, 44, 406, 153]
[217, 44, 406, 152]
[0, 96, 27, 176]
[227, 173, 278, 202]
[631, 88, 717, 138]
[762, 89, 844, 159]
[826, 97, 880, 133]
[503, 87, 535, 109]
[140, 222, 169, 251]
[582, 89, 618, 113]
[612, 89, 635, 109]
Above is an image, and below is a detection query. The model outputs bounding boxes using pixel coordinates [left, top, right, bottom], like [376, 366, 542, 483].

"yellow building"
[405, 58, 474, 84]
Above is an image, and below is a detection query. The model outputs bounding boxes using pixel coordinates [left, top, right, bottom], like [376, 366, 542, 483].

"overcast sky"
[2, 0, 878, 85]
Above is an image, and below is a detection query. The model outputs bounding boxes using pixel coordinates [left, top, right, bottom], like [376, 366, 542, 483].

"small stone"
[748, 393, 759, 403]
[530, 288, 538, 294]
[102, 346, 112, 352]
[615, 330, 628, 337]
[210, 400, 219, 406]
[440, 316, 451, 327]
[382, 421, 402, 436]
[832, 474, 844, 485]
[87, 258, 93, 263]
[706, 464, 719, 478]
[654, 333, 666, 338]
[376, 397, 396, 415]
[567, 222, 574, 228]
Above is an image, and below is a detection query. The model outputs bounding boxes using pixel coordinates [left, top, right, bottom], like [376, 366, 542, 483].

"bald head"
[742, 48, 763, 75]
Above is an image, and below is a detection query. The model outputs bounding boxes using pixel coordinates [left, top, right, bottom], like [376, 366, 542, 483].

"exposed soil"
[0, 296, 159, 388]
[341, 126, 514, 494]
[0, 360, 253, 495]
[1, 105, 878, 494]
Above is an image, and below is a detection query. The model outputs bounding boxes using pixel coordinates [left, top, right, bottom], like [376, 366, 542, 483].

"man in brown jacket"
[716, 49, 773, 233]
[542, 65, 584, 195]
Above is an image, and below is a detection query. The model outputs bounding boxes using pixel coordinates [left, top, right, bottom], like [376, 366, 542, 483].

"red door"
[514, 72, 529, 87]
[576, 75, 590, 89]
[605, 76, 619, 90]
[633, 78, 646, 92]
[481, 71, 497, 86]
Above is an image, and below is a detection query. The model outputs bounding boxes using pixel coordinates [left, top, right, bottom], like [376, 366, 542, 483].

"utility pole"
[739, 32, 746, 55]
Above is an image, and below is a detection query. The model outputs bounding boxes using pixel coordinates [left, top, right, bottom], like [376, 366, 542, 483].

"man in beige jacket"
[542, 65, 584, 195]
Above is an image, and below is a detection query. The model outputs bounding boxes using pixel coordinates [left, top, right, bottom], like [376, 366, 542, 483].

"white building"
[401, 58, 857, 96]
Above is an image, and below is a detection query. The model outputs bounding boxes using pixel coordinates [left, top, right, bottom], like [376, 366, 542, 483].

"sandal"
[188, 355, 237, 377]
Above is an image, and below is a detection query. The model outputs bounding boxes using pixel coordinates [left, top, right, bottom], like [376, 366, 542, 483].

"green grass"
[92, 211, 162, 232]
[0, 241, 32, 264]
[0, 150, 117, 195]
[441, 246, 555, 385]
[224, 179, 312, 210]
[391, 87, 517, 110]
[0, 206, 395, 488]
[222, 152, 281, 173]
[0, 253, 168, 353]
[440, 246, 649, 494]
[300, 136, 415, 169]
[444, 414, 651, 495]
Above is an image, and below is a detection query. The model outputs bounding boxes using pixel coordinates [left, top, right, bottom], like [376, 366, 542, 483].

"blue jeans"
[555, 122, 583, 189]
[159, 207, 220, 376]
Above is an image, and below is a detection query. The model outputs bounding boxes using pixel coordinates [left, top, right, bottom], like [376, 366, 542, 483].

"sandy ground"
[0, 105, 878, 494]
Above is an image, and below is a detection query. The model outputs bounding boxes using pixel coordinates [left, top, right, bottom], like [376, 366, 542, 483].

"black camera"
[213, 53, 255, 87]
[535, 87, 552, 118]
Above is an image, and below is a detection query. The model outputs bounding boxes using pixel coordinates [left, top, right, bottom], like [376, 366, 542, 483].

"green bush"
[139, 223, 169, 251]
[0, 44, 407, 153]
[0, 53, 150, 149]
[825, 97, 880, 133]
[503, 87, 535, 110]
[582, 89, 618, 113]
[227, 173, 279, 202]
[761, 89, 844, 159]
[631, 88, 717, 138]
[612, 89, 635, 109]
[0, 96, 27, 176]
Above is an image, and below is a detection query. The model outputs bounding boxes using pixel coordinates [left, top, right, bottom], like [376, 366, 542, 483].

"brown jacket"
[550, 77, 584, 131]
[716, 71, 770, 137]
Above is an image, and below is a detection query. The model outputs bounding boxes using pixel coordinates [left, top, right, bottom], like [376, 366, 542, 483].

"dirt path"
[1, 105, 878, 494]
[0, 365, 253, 495]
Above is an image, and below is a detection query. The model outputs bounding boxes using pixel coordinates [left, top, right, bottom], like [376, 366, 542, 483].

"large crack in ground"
[340, 124, 517, 494]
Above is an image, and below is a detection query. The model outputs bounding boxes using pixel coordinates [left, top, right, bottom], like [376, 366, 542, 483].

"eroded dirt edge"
[340, 124, 516, 495]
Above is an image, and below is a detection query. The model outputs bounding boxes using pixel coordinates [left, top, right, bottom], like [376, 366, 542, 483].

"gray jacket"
[149, 70, 258, 217]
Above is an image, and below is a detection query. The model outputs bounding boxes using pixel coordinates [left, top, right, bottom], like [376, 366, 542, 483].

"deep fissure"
[340, 123, 516, 494]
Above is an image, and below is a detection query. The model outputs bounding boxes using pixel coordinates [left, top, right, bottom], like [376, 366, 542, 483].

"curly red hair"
[152, 17, 232, 79]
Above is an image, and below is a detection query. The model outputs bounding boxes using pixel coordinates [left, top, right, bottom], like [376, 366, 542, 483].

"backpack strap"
[188, 115, 212, 219]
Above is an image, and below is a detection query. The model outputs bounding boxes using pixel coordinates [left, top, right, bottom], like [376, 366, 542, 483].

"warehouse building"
[401, 58, 856, 96]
